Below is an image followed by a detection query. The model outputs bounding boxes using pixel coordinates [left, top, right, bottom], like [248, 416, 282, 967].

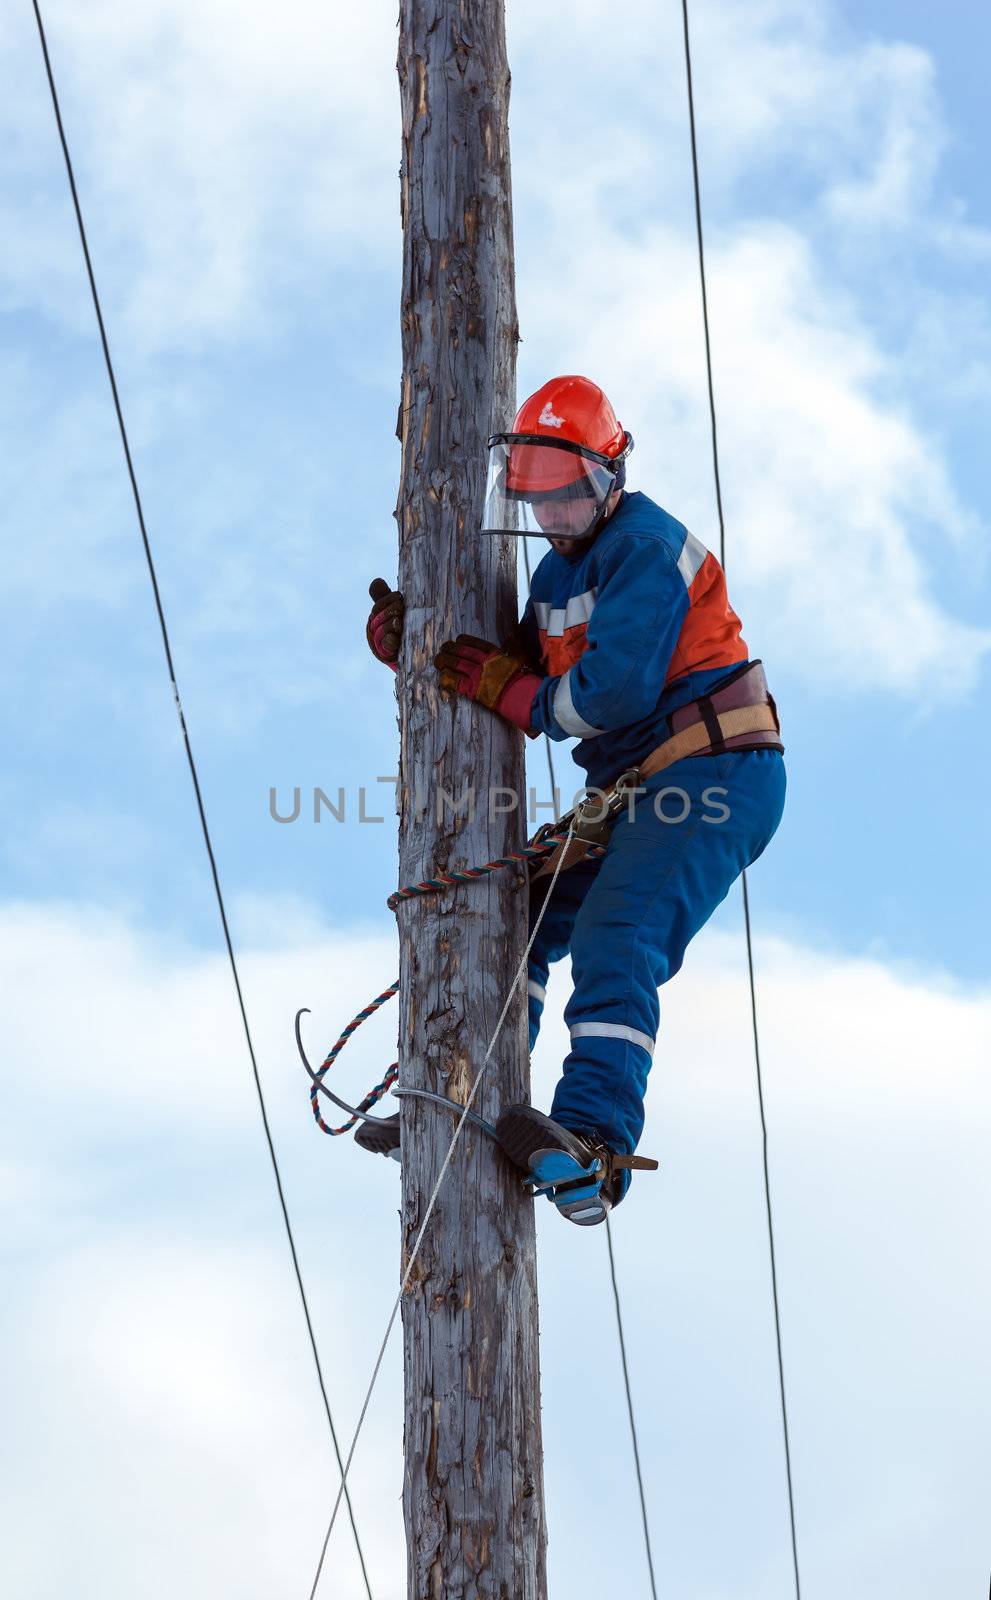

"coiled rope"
[306, 832, 604, 1135]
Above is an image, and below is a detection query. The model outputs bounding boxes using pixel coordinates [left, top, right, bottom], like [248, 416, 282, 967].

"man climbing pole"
[364, 373, 786, 1227]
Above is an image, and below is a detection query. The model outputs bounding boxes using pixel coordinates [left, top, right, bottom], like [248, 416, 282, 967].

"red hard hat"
[504, 376, 628, 493]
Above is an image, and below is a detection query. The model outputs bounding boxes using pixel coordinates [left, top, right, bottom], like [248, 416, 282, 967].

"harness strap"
[639, 702, 780, 780]
[611, 1153, 660, 1173]
[530, 663, 782, 883]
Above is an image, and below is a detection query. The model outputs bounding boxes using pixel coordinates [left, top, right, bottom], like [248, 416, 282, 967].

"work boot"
[496, 1104, 620, 1226]
[353, 1111, 401, 1161]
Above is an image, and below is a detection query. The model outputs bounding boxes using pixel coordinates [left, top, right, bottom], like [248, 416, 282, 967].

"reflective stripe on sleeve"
[553, 670, 605, 738]
[527, 979, 546, 1003]
[677, 530, 707, 588]
[570, 1021, 655, 1056]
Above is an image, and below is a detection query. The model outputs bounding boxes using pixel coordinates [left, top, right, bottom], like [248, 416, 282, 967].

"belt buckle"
[607, 768, 642, 814]
[572, 766, 641, 843]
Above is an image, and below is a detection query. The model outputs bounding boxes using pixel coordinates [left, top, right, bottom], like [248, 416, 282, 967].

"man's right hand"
[366, 578, 405, 667]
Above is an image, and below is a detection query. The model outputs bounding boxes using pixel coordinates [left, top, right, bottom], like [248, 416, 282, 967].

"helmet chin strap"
[585, 477, 623, 539]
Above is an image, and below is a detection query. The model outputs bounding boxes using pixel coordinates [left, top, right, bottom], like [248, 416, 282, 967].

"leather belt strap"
[638, 702, 780, 780]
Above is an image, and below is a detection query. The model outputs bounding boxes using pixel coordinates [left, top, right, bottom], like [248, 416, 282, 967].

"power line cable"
[680, 2, 802, 1593]
[606, 1215, 659, 1600]
[680, 0, 727, 572]
[29, 8, 374, 1596]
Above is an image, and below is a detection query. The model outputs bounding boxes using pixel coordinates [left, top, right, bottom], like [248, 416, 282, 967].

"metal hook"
[295, 1008, 398, 1127]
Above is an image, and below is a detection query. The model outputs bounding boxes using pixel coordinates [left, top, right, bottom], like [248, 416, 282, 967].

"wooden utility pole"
[395, 4, 547, 1597]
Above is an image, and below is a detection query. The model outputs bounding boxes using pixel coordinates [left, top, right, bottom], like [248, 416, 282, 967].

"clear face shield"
[481, 433, 631, 543]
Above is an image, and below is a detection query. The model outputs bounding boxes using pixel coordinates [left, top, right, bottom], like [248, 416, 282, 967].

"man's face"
[531, 488, 617, 552]
[531, 493, 596, 551]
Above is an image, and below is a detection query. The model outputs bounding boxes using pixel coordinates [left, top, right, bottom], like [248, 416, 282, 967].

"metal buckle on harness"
[572, 766, 642, 843]
[530, 767, 642, 855]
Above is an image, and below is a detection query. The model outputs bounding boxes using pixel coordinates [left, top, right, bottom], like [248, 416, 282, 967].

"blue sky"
[2, 2, 989, 1597]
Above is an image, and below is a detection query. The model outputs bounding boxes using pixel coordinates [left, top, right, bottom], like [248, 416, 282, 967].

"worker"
[362, 375, 785, 1225]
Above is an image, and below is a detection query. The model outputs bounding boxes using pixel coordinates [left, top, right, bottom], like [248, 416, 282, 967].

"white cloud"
[7, 1234, 405, 1600]
[3, 0, 401, 351]
[2, 897, 989, 1596]
[821, 41, 942, 227]
[1, 898, 406, 1596]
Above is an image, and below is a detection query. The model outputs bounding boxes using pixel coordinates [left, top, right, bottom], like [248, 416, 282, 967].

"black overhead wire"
[606, 1210, 659, 1600]
[680, 0, 727, 572]
[30, 7, 374, 1597]
[680, 2, 803, 1594]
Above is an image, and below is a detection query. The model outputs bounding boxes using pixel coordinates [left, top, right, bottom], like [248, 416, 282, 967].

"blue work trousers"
[527, 750, 786, 1184]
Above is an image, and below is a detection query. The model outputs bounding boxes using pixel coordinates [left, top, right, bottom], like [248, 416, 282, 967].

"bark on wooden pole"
[395, 3, 547, 1597]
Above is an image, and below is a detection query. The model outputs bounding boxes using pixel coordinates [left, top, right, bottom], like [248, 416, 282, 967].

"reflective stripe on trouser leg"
[527, 975, 547, 1052]
[551, 750, 787, 1175]
[570, 1020, 655, 1056]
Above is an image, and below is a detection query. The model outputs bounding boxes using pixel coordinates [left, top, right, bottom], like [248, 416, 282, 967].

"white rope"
[308, 818, 578, 1599]
[524, 528, 659, 1594]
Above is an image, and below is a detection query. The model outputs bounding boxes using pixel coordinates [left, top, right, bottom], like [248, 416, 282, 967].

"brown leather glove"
[366, 579, 404, 667]
[434, 634, 541, 734]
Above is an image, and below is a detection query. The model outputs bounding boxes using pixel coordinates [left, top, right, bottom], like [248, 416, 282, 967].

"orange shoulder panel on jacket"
[665, 551, 748, 682]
